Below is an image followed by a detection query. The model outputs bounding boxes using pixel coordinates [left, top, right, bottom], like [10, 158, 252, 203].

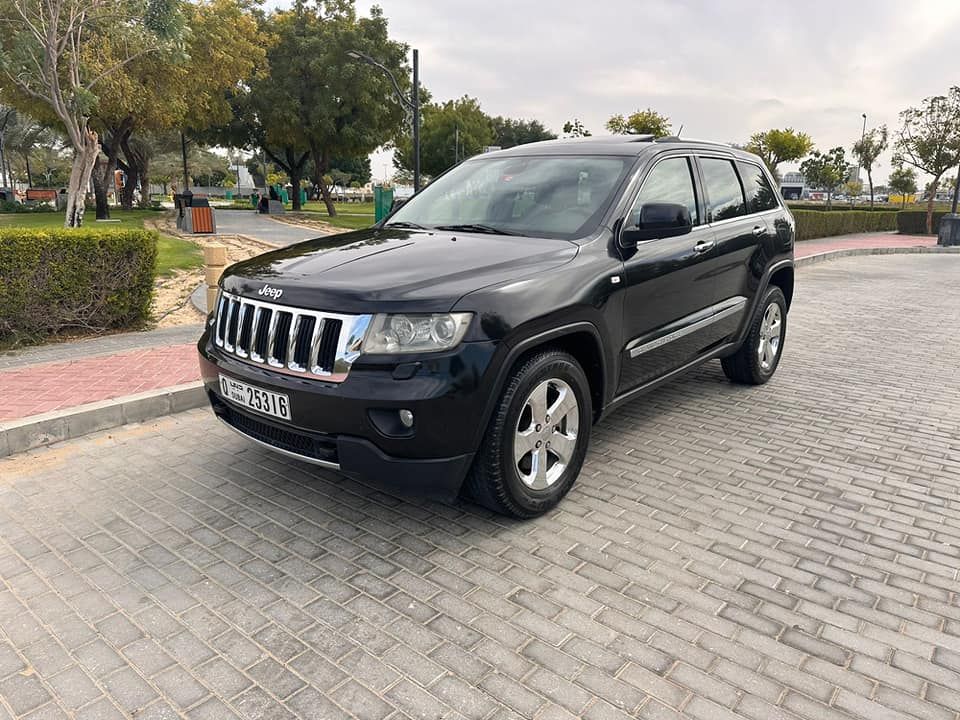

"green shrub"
[792, 210, 898, 241]
[788, 202, 899, 213]
[0, 228, 158, 346]
[0, 201, 57, 213]
[896, 210, 948, 235]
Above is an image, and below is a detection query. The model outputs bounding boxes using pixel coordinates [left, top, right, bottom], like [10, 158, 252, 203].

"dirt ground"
[145, 215, 292, 328]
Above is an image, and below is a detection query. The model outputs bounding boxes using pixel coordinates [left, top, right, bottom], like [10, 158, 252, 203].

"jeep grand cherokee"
[198, 135, 795, 518]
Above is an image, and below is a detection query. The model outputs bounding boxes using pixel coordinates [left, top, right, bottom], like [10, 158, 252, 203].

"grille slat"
[213, 291, 368, 383]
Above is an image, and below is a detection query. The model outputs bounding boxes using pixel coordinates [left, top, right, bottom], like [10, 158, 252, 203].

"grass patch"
[156, 235, 203, 276]
[301, 200, 375, 216]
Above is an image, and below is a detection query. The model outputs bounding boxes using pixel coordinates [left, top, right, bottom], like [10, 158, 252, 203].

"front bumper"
[198, 329, 499, 499]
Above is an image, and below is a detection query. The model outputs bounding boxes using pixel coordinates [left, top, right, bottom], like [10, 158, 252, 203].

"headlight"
[363, 313, 473, 354]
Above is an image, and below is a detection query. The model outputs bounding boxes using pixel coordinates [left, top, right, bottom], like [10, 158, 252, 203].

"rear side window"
[738, 161, 779, 213]
[631, 157, 699, 226]
[700, 157, 746, 221]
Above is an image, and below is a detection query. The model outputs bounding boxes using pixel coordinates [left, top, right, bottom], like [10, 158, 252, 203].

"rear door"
[695, 155, 758, 340]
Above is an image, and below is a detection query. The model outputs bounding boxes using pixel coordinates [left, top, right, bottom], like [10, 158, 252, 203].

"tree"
[851, 125, 888, 209]
[887, 167, 917, 207]
[0, 0, 181, 225]
[561, 119, 591, 138]
[744, 128, 814, 182]
[217, 2, 408, 213]
[84, 0, 263, 215]
[843, 179, 863, 205]
[606, 108, 671, 137]
[893, 87, 960, 233]
[489, 117, 556, 149]
[394, 96, 494, 178]
[800, 147, 849, 208]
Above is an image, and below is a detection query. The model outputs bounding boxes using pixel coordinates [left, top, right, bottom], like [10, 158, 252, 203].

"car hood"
[220, 227, 579, 313]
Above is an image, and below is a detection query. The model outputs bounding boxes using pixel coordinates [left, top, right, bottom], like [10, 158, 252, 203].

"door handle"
[752, 226, 766, 236]
[693, 239, 715, 254]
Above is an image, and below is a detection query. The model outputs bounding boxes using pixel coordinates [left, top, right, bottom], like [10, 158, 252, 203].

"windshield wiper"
[384, 221, 429, 230]
[433, 223, 517, 236]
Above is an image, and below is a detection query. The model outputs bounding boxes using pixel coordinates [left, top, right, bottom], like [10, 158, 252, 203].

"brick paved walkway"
[0, 254, 959, 719]
[794, 232, 934, 258]
[0, 345, 199, 421]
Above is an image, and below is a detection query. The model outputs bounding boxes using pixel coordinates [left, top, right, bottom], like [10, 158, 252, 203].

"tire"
[722, 285, 787, 385]
[465, 349, 592, 518]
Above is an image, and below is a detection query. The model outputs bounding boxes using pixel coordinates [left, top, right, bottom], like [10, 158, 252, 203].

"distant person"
[269, 185, 279, 201]
[258, 192, 269, 214]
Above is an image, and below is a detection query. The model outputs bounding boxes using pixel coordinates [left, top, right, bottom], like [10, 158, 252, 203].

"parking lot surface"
[1, 254, 959, 720]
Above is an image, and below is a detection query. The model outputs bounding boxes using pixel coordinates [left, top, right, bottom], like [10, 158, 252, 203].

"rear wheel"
[722, 285, 787, 385]
[466, 350, 591, 518]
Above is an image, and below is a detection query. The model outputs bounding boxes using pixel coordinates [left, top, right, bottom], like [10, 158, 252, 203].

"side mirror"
[390, 197, 408, 213]
[620, 202, 693, 247]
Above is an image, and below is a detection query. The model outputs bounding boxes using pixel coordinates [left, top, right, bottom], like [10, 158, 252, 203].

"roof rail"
[654, 136, 731, 147]
[559, 134, 655, 143]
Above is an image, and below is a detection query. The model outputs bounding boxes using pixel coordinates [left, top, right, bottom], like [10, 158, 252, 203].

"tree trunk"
[64, 130, 100, 228]
[120, 160, 137, 211]
[826, 191, 832, 210]
[290, 164, 302, 211]
[311, 148, 337, 216]
[23, 153, 32, 188]
[139, 156, 151, 208]
[867, 169, 874, 209]
[926, 175, 941, 234]
[90, 122, 130, 219]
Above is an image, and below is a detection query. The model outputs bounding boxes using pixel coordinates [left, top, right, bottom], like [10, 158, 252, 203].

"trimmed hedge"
[0, 228, 157, 346]
[788, 203, 899, 213]
[896, 210, 947, 235]
[793, 210, 898, 242]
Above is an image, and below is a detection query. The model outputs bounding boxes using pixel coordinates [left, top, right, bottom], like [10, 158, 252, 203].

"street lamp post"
[347, 48, 421, 193]
[854, 113, 867, 192]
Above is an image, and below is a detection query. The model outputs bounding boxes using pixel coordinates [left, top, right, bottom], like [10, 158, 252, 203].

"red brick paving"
[795, 232, 934, 257]
[0, 233, 940, 423]
[0, 344, 199, 421]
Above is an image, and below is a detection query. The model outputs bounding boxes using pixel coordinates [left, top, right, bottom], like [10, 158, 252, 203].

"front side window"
[628, 157, 699, 226]
[700, 157, 747, 221]
[738, 161, 779, 213]
[387, 155, 631, 240]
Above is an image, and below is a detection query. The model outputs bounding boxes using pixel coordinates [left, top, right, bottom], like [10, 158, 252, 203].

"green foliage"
[1, 201, 57, 213]
[792, 210, 898, 241]
[561, 119, 591, 137]
[394, 95, 495, 177]
[0, 228, 157, 345]
[490, 117, 556, 148]
[896, 210, 948, 235]
[606, 108, 671, 137]
[799, 147, 849, 204]
[745, 128, 813, 181]
[851, 125, 889, 206]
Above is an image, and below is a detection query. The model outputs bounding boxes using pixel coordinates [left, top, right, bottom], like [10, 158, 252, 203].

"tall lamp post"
[347, 48, 421, 193]
[854, 113, 867, 191]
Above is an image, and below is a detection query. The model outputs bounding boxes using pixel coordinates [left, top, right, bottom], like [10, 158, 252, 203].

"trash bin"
[938, 214, 960, 246]
[374, 185, 394, 222]
[225, 189, 233, 201]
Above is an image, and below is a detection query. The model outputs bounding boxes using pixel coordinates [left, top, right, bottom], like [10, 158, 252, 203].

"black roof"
[488, 135, 758, 162]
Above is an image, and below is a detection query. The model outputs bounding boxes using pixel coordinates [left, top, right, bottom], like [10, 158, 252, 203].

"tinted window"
[387, 155, 631, 240]
[700, 158, 746, 221]
[629, 157, 698, 226]
[738, 161, 779, 212]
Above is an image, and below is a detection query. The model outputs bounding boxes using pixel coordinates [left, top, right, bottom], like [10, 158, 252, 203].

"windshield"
[387, 155, 632, 239]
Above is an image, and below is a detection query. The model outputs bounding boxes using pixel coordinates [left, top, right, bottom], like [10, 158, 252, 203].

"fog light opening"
[399, 409, 414, 428]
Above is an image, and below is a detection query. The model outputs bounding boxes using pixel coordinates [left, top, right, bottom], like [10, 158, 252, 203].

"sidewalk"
[0, 232, 947, 452]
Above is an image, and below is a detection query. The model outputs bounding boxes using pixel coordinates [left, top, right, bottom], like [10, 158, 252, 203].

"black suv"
[199, 136, 794, 518]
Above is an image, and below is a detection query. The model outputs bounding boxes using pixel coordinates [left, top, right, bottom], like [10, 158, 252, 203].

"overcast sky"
[350, 0, 960, 184]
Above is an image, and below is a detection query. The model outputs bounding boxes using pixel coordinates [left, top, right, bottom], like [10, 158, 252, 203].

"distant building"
[780, 172, 805, 201]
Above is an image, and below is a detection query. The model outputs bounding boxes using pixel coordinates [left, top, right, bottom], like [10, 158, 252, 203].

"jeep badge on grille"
[258, 284, 283, 300]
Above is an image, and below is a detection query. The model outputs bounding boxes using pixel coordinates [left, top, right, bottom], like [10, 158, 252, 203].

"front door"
[617, 156, 728, 393]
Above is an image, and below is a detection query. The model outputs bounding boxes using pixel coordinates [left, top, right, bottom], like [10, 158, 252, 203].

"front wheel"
[722, 286, 787, 385]
[465, 350, 592, 518]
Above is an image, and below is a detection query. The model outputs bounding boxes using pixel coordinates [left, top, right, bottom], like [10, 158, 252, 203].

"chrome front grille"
[214, 291, 372, 383]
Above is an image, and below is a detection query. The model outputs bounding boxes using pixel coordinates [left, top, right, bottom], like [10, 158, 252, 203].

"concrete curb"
[0, 382, 206, 459]
[795, 244, 960, 267]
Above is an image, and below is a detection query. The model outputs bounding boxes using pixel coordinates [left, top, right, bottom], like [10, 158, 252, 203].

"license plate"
[219, 375, 291, 421]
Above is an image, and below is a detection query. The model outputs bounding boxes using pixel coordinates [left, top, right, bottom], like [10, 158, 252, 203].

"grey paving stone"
[2, 254, 960, 720]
